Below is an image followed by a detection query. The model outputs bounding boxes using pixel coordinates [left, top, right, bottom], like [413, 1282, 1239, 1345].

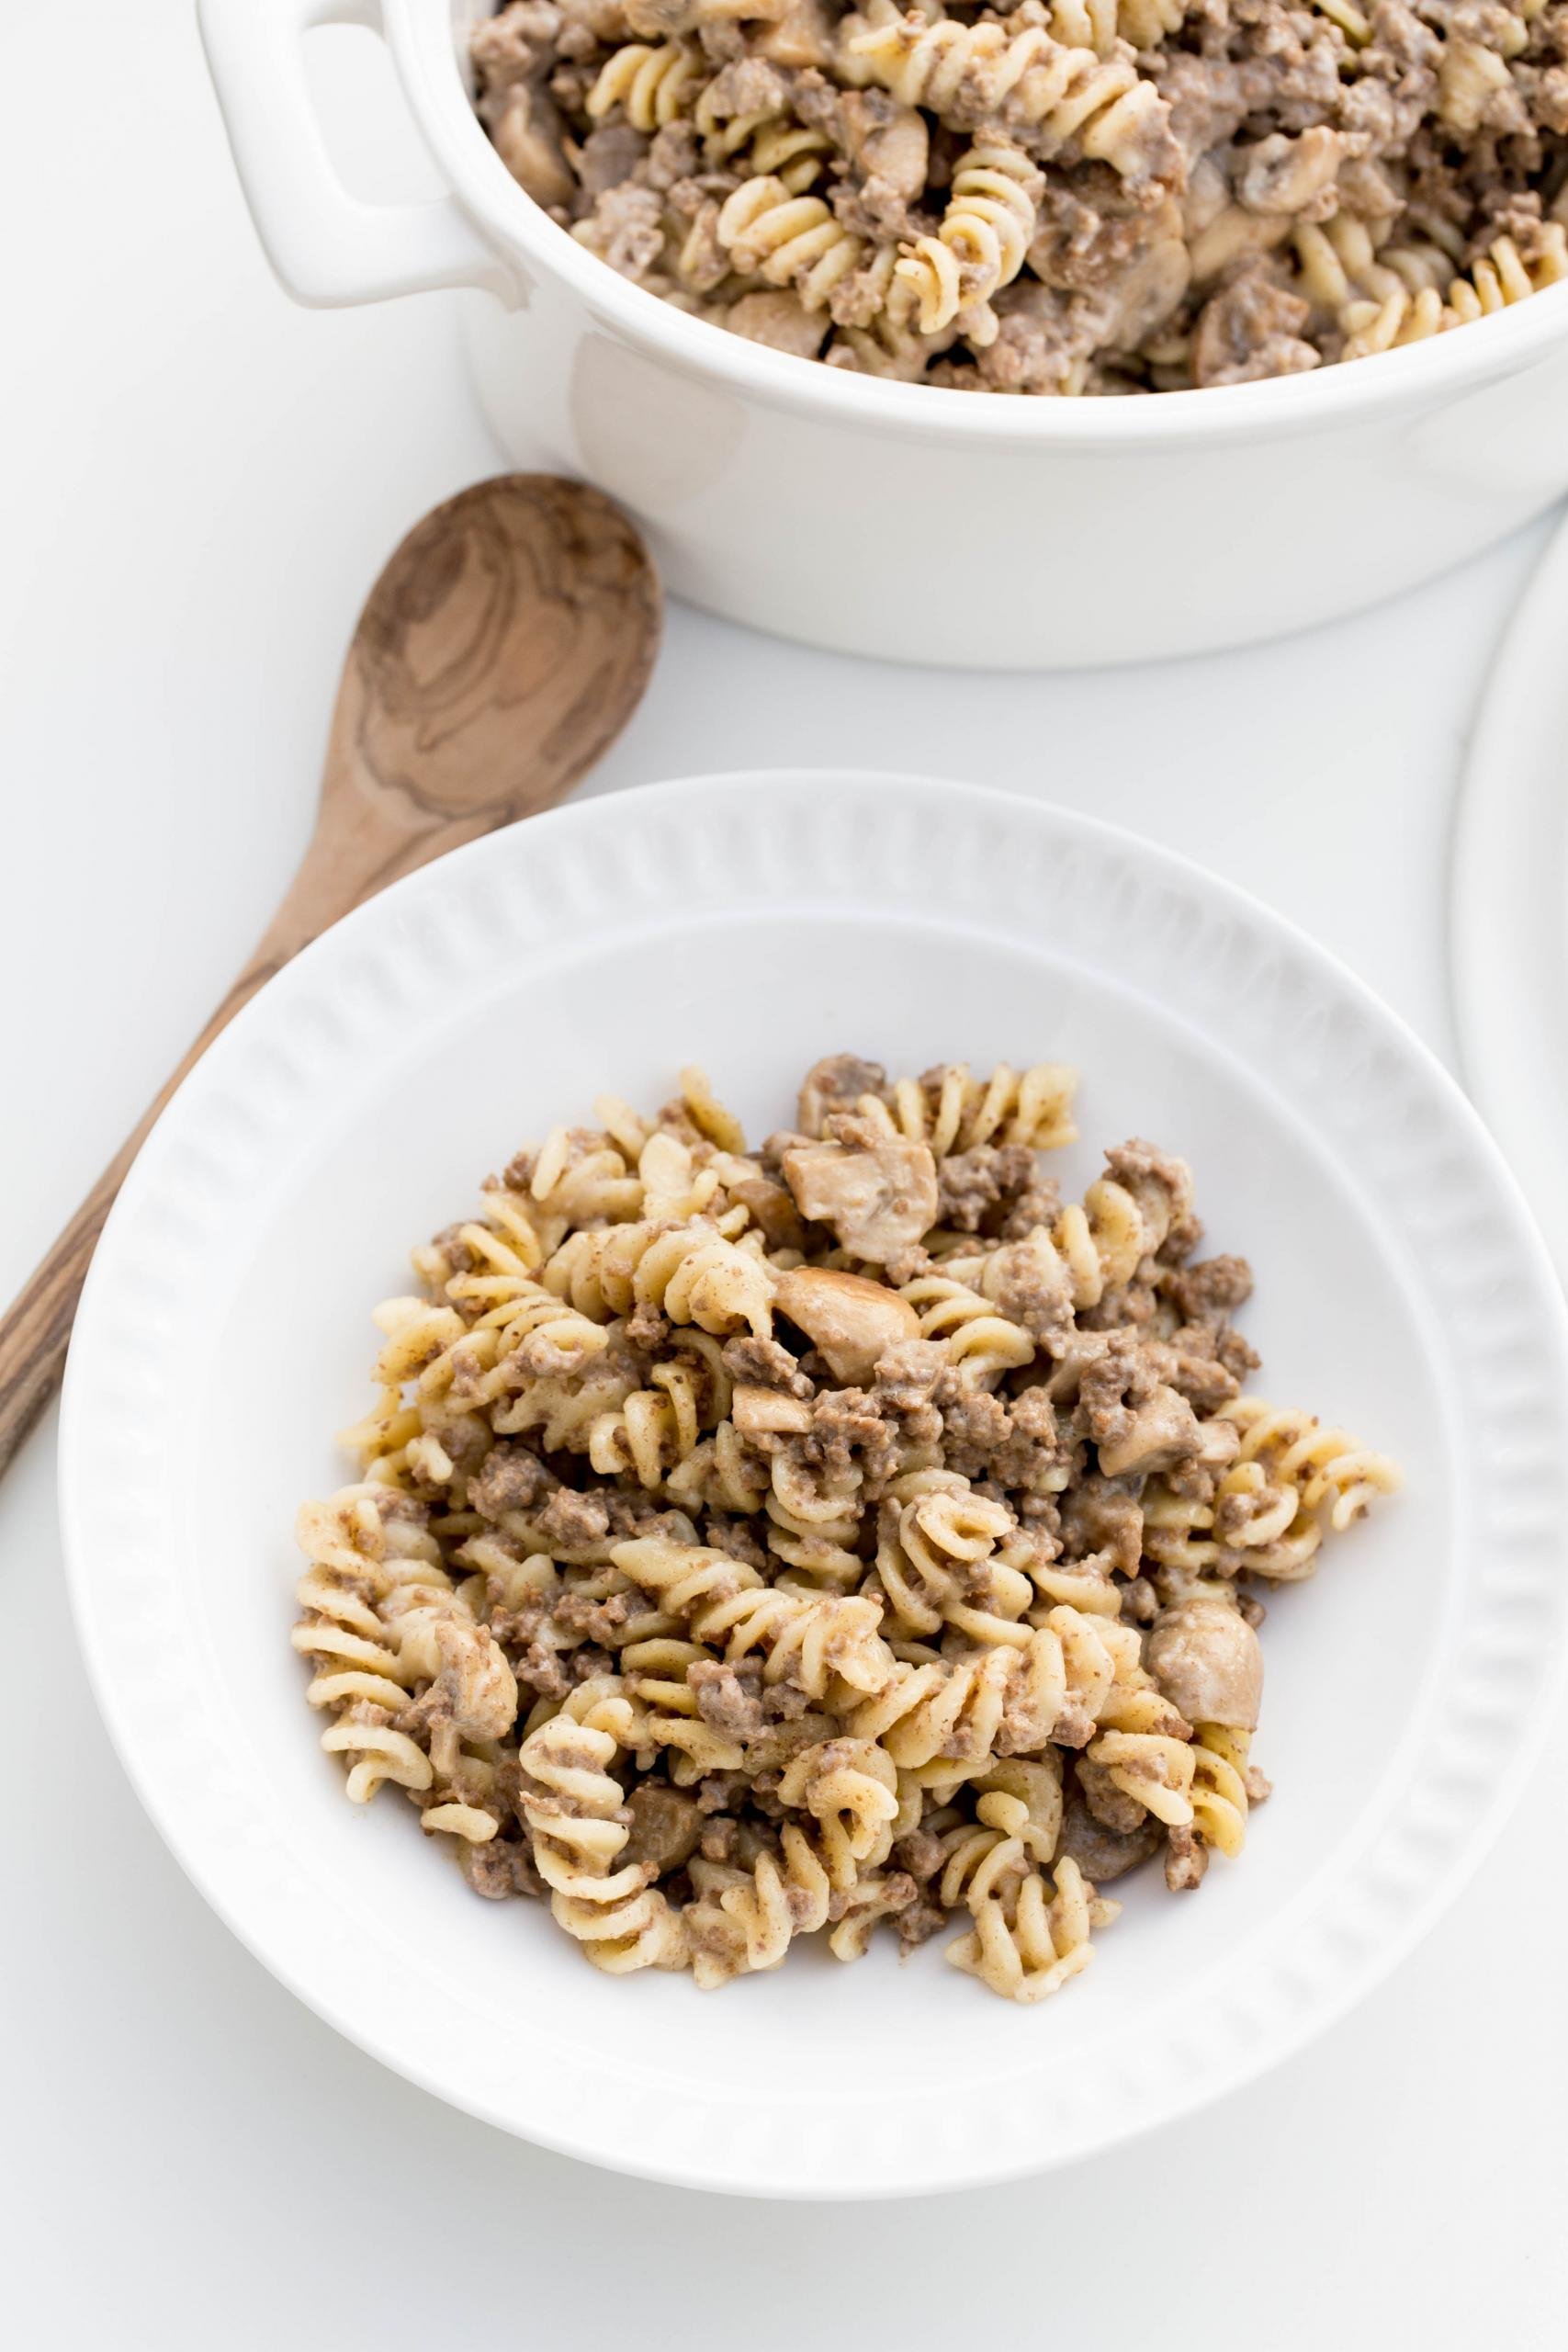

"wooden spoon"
[0, 473, 660, 1476]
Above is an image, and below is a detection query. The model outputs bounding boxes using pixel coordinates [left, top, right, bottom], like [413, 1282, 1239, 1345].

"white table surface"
[4, 7, 1564, 2346]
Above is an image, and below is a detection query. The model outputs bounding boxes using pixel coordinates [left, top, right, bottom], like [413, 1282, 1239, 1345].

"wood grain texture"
[0, 475, 660, 1476]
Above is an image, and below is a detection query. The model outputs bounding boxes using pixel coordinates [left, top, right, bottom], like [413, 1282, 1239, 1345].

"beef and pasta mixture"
[468, 0, 1568, 391]
[295, 1057, 1400, 2003]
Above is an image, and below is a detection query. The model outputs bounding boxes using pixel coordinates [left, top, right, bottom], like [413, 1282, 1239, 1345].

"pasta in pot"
[469, 0, 1568, 395]
[292, 1055, 1401, 2003]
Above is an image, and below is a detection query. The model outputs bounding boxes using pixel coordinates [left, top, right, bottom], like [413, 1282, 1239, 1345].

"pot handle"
[198, 0, 506, 306]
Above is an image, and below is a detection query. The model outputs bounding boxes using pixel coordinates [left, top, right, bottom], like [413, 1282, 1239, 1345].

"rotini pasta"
[1219, 1396, 1404, 1534]
[873, 1469, 1032, 1640]
[694, 74, 833, 193]
[612, 1532, 896, 1700]
[517, 1680, 690, 1971]
[848, 19, 1168, 185]
[899, 1271, 1037, 1384]
[1189, 1724, 1250, 1858]
[585, 40, 701, 132]
[897, 141, 1043, 339]
[684, 1825, 834, 1984]
[1340, 231, 1568, 361]
[852, 1058, 1078, 1155]
[296, 1054, 1400, 2003]
[1044, 0, 1184, 51]
[544, 1213, 775, 1337]
[588, 1335, 730, 1489]
[947, 1855, 1116, 2002]
[716, 176, 869, 310]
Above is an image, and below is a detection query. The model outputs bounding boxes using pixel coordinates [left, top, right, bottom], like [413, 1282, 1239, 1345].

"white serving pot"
[201, 0, 1568, 669]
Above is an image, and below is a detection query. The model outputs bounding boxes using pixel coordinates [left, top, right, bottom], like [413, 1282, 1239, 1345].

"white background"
[3, 6, 1564, 2345]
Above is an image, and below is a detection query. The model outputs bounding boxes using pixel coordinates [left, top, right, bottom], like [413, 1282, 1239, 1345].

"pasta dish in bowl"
[295, 1052, 1400, 2006]
[59, 771, 1568, 2193]
[201, 1, 1568, 663]
[468, 0, 1568, 397]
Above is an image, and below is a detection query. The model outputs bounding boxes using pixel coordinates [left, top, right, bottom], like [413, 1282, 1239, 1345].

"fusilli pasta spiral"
[685, 1825, 835, 1984]
[897, 141, 1043, 338]
[518, 1679, 690, 1972]
[716, 177, 869, 310]
[586, 40, 702, 131]
[545, 1214, 775, 1337]
[849, 17, 1177, 189]
[898, 1271, 1037, 1384]
[857, 1058, 1078, 1156]
[1340, 231, 1568, 360]
[947, 1855, 1116, 2003]
[612, 1533, 896, 1700]
[1219, 1396, 1404, 1532]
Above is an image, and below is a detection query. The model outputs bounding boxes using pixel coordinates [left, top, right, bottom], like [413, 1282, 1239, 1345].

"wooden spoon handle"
[0, 783, 498, 1476]
[0, 732, 542, 1475]
[0, 944, 288, 1475]
[0, 476, 660, 1478]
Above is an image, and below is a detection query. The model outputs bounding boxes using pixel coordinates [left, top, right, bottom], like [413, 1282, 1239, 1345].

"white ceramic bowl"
[1450, 503, 1568, 1282]
[197, 0, 1568, 668]
[61, 772, 1568, 2197]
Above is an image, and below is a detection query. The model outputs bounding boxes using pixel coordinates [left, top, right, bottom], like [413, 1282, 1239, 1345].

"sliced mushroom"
[795, 1052, 888, 1138]
[840, 92, 929, 202]
[1106, 202, 1191, 348]
[1056, 1774, 1164, 1883]
[1096, 1383, 1202, 1478]
[434, 1616, 520, 1741]
[1145, 1597, 1263, 1731]
[773, 1266, 920, 1383]
[624, 1781, 703, 1873]
[1076, 1751, 1154, 1836]
[725, 291, 829, 362]
[756, 0, 838, 68]
[491, 83, 576, 211]
[781, 1138, 938, 1263]
[1234, 127, 1344, 219]
[625, 0, 703, 34]
[712, 1153, 809, 1249]
[732, 1382, 815, 1438]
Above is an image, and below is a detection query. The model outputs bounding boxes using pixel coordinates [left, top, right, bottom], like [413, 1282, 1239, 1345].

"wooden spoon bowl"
[0, 475, 660, 1475]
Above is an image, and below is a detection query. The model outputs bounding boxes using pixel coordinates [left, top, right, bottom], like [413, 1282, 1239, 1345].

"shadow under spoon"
[0, 472, 661, 1476]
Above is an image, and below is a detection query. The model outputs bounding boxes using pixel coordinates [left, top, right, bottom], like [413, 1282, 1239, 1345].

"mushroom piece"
[725, 291, 829, 361]
[1076, 1751, 1155, 1835]
[757, 0, 838, 68]
[491, 82, 576, 211]
[406, 1615, 519, 1741]
[795, 1052, 888, 1138]
[1056, 1772, 1164, 1883]
[1233, 127, 1344, 219]
[1145, 1598, 1264, 1731]
[731, 1381, 815, 1438]
[839, 92, 930, 203]
[1096, 1383, 1203, 1478]
[625, 0, 704, 34]
[712, 1154, 809, 1249]
[624, 1781, 704, 1873]
[781, 1138, 938, 1263]
[1105, 201, 1191, 349]
[773, 1266, 920, 1383]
